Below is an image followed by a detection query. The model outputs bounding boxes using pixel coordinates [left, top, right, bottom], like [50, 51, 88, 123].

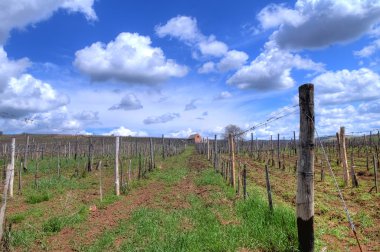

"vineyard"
[0, 84, 379, 252]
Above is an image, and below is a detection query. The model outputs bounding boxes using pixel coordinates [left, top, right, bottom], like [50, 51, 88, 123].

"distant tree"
[223, 124, 244, 140]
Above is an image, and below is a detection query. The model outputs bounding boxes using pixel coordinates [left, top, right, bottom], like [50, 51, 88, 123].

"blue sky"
[1, 0, 380, 138]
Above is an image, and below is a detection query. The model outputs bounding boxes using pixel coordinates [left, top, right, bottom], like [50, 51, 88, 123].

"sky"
[1, 0, 380, 139]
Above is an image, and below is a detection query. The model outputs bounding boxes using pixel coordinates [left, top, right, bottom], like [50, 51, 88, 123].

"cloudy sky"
[1, 0, 380, 138]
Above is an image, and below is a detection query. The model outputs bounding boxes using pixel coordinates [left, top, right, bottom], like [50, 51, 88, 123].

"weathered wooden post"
[373, 154, 378, 193]
[243, 165, 247, 200]
[24, 134, 29, 171]
[114, 137, 120, 196]
[277, 133, 281, 169]
[265, 164, 273, 212]
[214, 135, 217, 172]
[162, 134, 165, 160]
[340, 127, 350, 186]
[9, 138, 15, 198]
[297, 84, 314, 252]
[149, 138, 154, 171]
[207, 138, 210, 161]
[229, 134, 236, 189]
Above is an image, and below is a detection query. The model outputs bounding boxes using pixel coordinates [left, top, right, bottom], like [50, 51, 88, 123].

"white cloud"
[169, 128, 197, 138]
[257, 0, 380, 50]
[227, 42, 324, 90]
[74, 32, 188, 84]
[0, 0, 97, 43]
[143, 112, 180, 125]
[156, 15, 248, 73]
[109, 93, 143, 110]
[198, 62, 216, 74]
[257, 3, 305, 30]
[0, 106, 98, 134]
[0, 74, 69, 118]
[313, 68, 380, 104]
[214, 91, 232, 100]
[217, 50, 249, 72]
[198, 36, 228, 57]
[104, 126, 148, 137]
[155, 16, 202, 42]
[73, 110, 99, 122]
[354, 39, 380, 57]
[0, 47, 29, 91]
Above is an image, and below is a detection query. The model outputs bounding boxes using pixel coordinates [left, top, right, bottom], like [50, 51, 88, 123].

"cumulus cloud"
[198, 62, 216, 74]
[73, 110, 99, 122]
[74, 32, 188, 84]
[257, 0, 380, 50]
[185, 99, 199, 111]
[227, 42, 324, 90]
[217, 50, 249, 72]
[354, 39, 380, 57]
[0, 106, 95, 134]
[0, 47, 30, 91]
[169, 128, 197, 138]
[313, 68, 380, 104]
[109, 93, 143, 110]
[214, 91, 232, 100]
[104, 126, 148, 137]
[157, 15, 248, 73]
[0, 0, 97, 43]
[0, 74, 69, 118]
[143, 112, 180, 124]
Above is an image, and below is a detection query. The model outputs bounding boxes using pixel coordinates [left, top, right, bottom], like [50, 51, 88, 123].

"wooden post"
[340, 127, 350, 186]
[336, 133, 341, 165]
[149, 138, 154, 171]
[277, 133, 281, 169]
[162, 134, 165, 160]
[24, 134, 29, 171]
[243, 165, 247, 200]
[350, 152, 359, 188]
[9, 138, 15, 198]
[293, 131, 297, 155]
[207, 138, 210, 161]
[214, 135, 217, 172]
[373, 154, 378, 193]
[128, 159, 132, 183]
[229, 134, 236, 189]
[114, 137, 120, 196]
[0, 164, 12, 242]
[265, 164, 273, 212]
[98, 160, 103, 201]
[297, 84, 314, 252]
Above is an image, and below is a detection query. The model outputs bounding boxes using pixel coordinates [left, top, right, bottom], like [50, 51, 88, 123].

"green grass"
[25, 191, 50, 204]
[84, 152, 298, 252]
[42, 205, 89, 233]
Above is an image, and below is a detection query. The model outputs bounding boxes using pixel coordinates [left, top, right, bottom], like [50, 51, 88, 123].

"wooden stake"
[297, 84, 314, 252]
[340, 127, 350, 186]
[265, 164, 273, 212]
[9, 138, 15, 198]
[114, 137, 120, 196]
[229, 134, 236, 189]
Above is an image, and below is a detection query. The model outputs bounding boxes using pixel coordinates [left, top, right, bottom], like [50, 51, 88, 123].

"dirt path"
[44, 149, 208, 251]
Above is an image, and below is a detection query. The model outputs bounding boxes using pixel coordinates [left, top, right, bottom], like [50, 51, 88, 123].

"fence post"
[340, 127, 350, 186]
[214, 135, 217, 172]
[9, 138, 15, 198]
[265, 164, 273, 212]
[229, 134, 236, 189]
[150, 138, 154, 171]
[162, 134, 165, 160]
[115, 137, 120, 196]
[297, 83, 315, 252]
[24, 134, 29, 171]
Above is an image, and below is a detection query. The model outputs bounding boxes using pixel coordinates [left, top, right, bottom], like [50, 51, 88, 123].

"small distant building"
[188, 133, 202, 143]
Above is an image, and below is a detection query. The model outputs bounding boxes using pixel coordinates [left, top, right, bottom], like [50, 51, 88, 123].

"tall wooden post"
[114, 137, 120, 196]
[162, 134, 165, 160]
[207, 138, 210, 161]
[297, 84, 314, 252]
[277, 133, 281, 169]
[214, 135, 217, 172]
[293, 131, 297, 155]
[149, 138, 154, 171]
[340, 127, 350, 186]
[24, 134, 29, 171]
[9, 138, 15, 198]
[250, 133, 253, 155]
[229, 134, 236, 189]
